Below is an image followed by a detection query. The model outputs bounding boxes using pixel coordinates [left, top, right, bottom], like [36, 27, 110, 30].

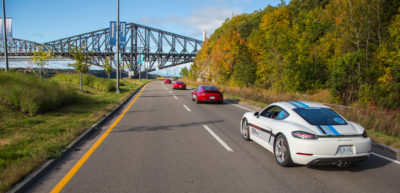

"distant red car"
[173, 81, 186, 90]
[164, 79, 171, 84]
[192, 85, 223, 104]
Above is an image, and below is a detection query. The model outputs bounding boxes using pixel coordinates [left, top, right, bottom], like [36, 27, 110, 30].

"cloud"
[140, 5, 242, 35]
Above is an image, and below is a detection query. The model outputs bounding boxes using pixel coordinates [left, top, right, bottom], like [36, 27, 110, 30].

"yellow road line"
[50, 83, 149, 193]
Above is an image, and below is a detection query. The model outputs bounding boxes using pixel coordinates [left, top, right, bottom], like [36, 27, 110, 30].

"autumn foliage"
[189, 0, 400, 109]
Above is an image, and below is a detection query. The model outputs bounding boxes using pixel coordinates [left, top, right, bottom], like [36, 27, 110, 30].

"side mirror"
[254, 112, 259, 117]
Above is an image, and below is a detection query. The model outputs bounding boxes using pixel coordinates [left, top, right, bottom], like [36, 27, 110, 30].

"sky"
[3, 0, 283, 75]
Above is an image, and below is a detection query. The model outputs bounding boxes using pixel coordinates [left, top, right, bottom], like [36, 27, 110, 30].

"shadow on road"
[112, 120, 225, 133]
[307, 155, 391, 172]
[223, 98, 240, 104]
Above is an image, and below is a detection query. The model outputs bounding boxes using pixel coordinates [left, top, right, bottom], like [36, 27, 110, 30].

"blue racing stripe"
[287, 101, 300, 108]
[327, 125, 342, 135]
[315, 126, 325, 134]
[293, 101, 309, 108]
[320, 125, 333, 135]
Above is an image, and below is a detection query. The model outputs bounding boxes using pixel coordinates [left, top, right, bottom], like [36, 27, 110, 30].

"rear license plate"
[210, 96, 215, 100]
[337, 145, 354, 155]
[179, 86, 182, 88]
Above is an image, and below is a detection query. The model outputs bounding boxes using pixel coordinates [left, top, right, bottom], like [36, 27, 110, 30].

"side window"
[197, 86, 201, 92]
[276, 110, 289, 120]
[260, 106, 289, 120]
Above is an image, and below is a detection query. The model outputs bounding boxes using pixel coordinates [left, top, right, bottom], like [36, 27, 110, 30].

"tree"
[68, 45, 91, 91]
[329, 51, 365, 104]
[180, 66, 189, 77]
[102, 57, 112, 78]
[258, 6, 294, 91]
[32, 46, 52, 79]
[375, 10, 400, 108]
[120, 62, 125, 79]
[232, 45, 256, 87]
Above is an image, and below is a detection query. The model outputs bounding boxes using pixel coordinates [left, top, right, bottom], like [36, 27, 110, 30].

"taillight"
[362, 130, 368, 138]
[292, 131, 318, 140]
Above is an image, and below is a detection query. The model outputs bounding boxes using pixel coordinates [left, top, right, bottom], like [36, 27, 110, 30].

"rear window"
[293, 108, 347, 125]
[202, 86, 217, 90]
[176, 81, 184, 84]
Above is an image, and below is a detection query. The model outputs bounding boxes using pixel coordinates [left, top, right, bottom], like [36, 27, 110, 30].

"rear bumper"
[200, 99, 223, 103]
[307, 156, 369, 166]
[198, 96, 223, 103]
[173, 86, 186, 89]
[289, 136, 371, 165]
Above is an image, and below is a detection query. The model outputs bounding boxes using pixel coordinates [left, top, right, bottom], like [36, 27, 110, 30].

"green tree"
[179, 66, 189, 77]
[32, 46, 52, 79]
[120, 62, 126, 79]
[375, 9, 400, 108]
[232, 45, 256, 87]
[329, 51, 365, 105]
[68, 45, 91, 91]
[102, 57, 112, 79]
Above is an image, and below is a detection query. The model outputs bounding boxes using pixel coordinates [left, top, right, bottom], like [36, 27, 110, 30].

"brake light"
[292, 131, 318, 140]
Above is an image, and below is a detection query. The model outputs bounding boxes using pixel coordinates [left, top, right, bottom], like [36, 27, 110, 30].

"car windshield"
[293, 108, 347, 125]
[202, 86, 217, 90]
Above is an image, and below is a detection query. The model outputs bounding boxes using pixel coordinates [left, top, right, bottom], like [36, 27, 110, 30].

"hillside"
[190, 0, 400, 109]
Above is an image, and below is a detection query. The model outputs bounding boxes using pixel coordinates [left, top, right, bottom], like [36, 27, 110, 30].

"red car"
[173, 81, 186, 90]
[164, 79, 171, 84]
[192, 85, 223, 104]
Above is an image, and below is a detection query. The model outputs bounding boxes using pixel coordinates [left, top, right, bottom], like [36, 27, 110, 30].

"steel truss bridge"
[0, 22, 203, 74]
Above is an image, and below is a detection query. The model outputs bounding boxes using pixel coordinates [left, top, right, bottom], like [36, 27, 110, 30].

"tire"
[241, 119, 250, 141]
[274, 134, 293, 167]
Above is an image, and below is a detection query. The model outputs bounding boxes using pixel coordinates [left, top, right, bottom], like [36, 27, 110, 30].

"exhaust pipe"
[336, 161, 351, 167]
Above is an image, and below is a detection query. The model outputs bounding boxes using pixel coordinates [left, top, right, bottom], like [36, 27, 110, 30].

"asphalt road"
[27, 81, 400, 193]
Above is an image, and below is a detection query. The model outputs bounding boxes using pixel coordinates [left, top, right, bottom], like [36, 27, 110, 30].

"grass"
[52, 73, 116, 92]
[0, 72, 77, 115]
[181, 78, 400, 149]
[0, 75, 149, 192]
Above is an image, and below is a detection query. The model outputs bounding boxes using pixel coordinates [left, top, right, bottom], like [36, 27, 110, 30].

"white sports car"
[240, 101, 371, 167]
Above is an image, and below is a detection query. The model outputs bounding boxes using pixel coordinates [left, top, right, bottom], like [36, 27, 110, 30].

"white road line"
[224, 101, 254, 112]
[174, 95, 178, 99]
[371, 152, 400, 165]
[203, 125, 233, 152]
[183, 105, 191, 112]
[169, 91, 172, 94]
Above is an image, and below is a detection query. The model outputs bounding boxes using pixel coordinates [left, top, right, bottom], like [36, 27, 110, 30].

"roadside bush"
[331, 105, 400, 138]
[52, 73, 116, 92]
[0, 72, 77, 115]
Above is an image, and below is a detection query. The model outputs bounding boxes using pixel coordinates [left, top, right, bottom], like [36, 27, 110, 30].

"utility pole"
[146, 61, 149, 79]
[2, 0, 8, 72]
[139, 61, 141, 82]
[138, 46, 141, 82]
[115, 0, 120, 93]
